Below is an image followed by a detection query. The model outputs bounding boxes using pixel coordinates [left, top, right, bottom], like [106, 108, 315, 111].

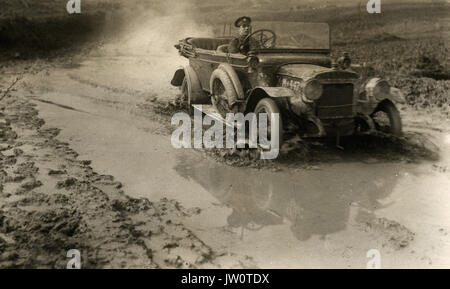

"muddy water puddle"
[27, 57, 450, 268]
[175, 149, 450, 268]
[175, 151, 402, 240]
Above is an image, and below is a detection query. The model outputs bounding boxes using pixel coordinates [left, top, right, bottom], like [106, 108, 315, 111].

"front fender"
[358, 78, 405, 115]
[251, 87, 295, 98]
[389, 87, 406, 104]
[365, 78, 405, 105]
[245, 87, 294, 112]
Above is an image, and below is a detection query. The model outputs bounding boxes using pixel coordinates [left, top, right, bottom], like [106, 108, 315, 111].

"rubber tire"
[254, 98, 284, 148]
[181, 77, 194, 116]
[372, 100, 402, 137]
[210, 68, 239, 116]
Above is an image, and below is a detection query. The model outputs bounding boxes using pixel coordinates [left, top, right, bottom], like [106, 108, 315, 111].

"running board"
[192, 105, 258, 149]
[192, 105, 242, 129]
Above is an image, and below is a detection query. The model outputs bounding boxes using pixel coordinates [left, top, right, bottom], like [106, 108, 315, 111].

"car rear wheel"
[254, 98, 284, 150]
[371, 100, 402, 136]
[180, 77, 194, 115]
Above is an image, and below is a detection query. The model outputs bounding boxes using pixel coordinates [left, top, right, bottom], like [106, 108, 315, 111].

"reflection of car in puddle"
[224, 182, 283, 240]
[174, 152, 403, 241]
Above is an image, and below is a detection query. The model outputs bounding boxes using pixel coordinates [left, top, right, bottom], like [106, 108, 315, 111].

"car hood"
[277, 64, 359, 81]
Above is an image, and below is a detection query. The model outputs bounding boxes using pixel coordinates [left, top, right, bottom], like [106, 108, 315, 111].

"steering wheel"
[244, 29, 277, 49]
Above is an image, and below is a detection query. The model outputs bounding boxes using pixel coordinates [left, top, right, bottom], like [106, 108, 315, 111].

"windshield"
[252, 22, 330, 50]
[215, 21, 330, 50]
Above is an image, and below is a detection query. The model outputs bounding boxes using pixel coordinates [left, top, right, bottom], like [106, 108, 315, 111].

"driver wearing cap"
[229, 16, 254, 54]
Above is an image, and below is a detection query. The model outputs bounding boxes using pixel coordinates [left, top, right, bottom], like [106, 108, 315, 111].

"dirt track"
[0, 52, 449, 268]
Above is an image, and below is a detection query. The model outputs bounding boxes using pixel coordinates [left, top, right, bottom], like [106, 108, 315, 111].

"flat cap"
[234, 16, 252, 27]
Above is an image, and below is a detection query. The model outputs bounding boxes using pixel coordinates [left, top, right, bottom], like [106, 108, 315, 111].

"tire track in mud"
[67, 72, 147, 98]
[34, 98, 87, 113]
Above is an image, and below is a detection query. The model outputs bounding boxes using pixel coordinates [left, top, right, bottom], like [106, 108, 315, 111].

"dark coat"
[229, 36, 253, 54]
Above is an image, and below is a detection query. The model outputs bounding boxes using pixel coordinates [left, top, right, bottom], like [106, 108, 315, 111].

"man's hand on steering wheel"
[244, 29, 277, 49]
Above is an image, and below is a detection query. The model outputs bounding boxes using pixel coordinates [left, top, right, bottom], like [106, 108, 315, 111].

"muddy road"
[0, 49, 447, 269]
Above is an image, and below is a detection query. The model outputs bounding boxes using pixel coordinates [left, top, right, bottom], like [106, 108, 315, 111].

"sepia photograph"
[0, 0, 449, 275]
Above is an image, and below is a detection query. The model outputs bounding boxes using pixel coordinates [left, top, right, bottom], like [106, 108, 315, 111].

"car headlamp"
[304, 80, 323, 101]
[365, 78, 390, 101]
[337, 52, 351, 70]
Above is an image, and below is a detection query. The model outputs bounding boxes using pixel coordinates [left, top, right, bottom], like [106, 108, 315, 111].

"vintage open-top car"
[170, 21, 404, 146]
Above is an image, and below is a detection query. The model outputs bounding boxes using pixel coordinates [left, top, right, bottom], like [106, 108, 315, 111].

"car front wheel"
[254, 98, 284, 150]
[371, 100, 402, 137]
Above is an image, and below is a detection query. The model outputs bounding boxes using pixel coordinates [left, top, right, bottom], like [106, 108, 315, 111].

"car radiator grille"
[316, 84, 354, 118]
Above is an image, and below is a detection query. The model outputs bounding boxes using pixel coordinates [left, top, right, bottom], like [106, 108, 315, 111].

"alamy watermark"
[366, 249, 381, 269]
[367, 0, 381, 14]
[67, 249, 81, 269]
[66, 0, 81, 14]
[171, 106, 280, 160]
